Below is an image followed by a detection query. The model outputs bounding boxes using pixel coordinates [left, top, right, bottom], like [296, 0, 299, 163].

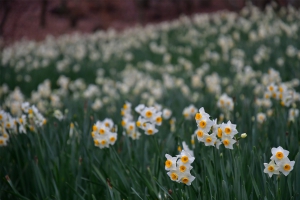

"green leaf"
[222, 180, 229, 199]
[66, 182, 85, 200]
[92, 165, 106, 184]
[249, 166, 260, 198]
[132, 167, 157, 199]
[131, 187, 143, 200]
[5, 177, 30, 200]
[154, 177, 173, 199]
[205, 159, 217, 191]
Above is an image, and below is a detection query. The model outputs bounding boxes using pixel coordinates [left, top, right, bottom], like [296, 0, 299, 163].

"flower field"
[1, 3, 300, 200]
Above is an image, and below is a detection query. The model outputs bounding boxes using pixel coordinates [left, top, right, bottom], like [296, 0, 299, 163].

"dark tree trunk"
[0, 0, 12, 36]
[135, 0, 150, 24]
[171, 0, 182, 16]
[199, 0, 211, 7]
[40, 0, 48, 28]
[61, 0, 67, 9]
[185, 0, 193, 14]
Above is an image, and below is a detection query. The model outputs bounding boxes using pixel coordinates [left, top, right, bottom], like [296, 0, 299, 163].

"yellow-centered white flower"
[197, 116, 213, 133]
[222, 136, 237, 150]
[165, 154, 178, 171]
[278, 157, 295, 176]
[203, 133, 217, 146]
[220, 121, 238, 138]
[270, 146, 289, 163]
[263, 160, 280, 177]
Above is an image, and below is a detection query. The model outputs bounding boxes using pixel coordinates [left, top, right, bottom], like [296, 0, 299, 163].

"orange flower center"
[181, 156, 189, 163]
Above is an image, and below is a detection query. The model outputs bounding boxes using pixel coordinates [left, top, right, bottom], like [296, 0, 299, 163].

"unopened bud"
[241, 133, 247, 138]
[178, 146, 182, 152]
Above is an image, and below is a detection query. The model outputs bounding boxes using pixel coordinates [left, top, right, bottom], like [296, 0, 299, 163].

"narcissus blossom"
[192, 107, 241, 150]
[257, 112, 266, 124]
[264, 146, 295, 177]
[222, 136, 237, 150]
[270, 146, 289, 163]
[165, 150, 195, 186]
[264, 160, 280, 177]
[165, 154, 178, 171]
[278, 157, 295, 176]
[92, 119, 118, 149]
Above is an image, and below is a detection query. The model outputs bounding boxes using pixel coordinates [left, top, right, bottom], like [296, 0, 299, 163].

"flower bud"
[241, 133, 247, 138]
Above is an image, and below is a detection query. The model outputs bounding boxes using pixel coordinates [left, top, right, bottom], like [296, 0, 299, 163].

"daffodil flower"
[264, 160, 280, 177]
[270, 146, 289, 163]
[278, 157, 295, 176]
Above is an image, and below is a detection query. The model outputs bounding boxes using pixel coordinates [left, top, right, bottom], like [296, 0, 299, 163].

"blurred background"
[0, 0, 297, 45]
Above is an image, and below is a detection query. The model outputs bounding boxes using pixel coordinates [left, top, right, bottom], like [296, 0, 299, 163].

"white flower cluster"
[193, 107, 238, 149]
[165, 150, 195, 186]
[135, 104, 162, 136]
[121, 101, 141, 140]
[162, 108, 172, 120]
[204, 73, 221, 95]
[288, 108, 299, 122]
[264, 146, 295, 177]
[264, 82, 300, 107]
[0, 125, 9, 147]
[0, 102, 46, 146]
[2, 87, 25, 116]
[121, 102, 167, 139]
[254, 68, 300, 125]
[21, 102, 47, 128]
[181, 141, 194, 157]
[91, 118, 117, 149]
[182, 104, 197, 120]
[257, 112, 267, 124]
[217, 93, 234, 113]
